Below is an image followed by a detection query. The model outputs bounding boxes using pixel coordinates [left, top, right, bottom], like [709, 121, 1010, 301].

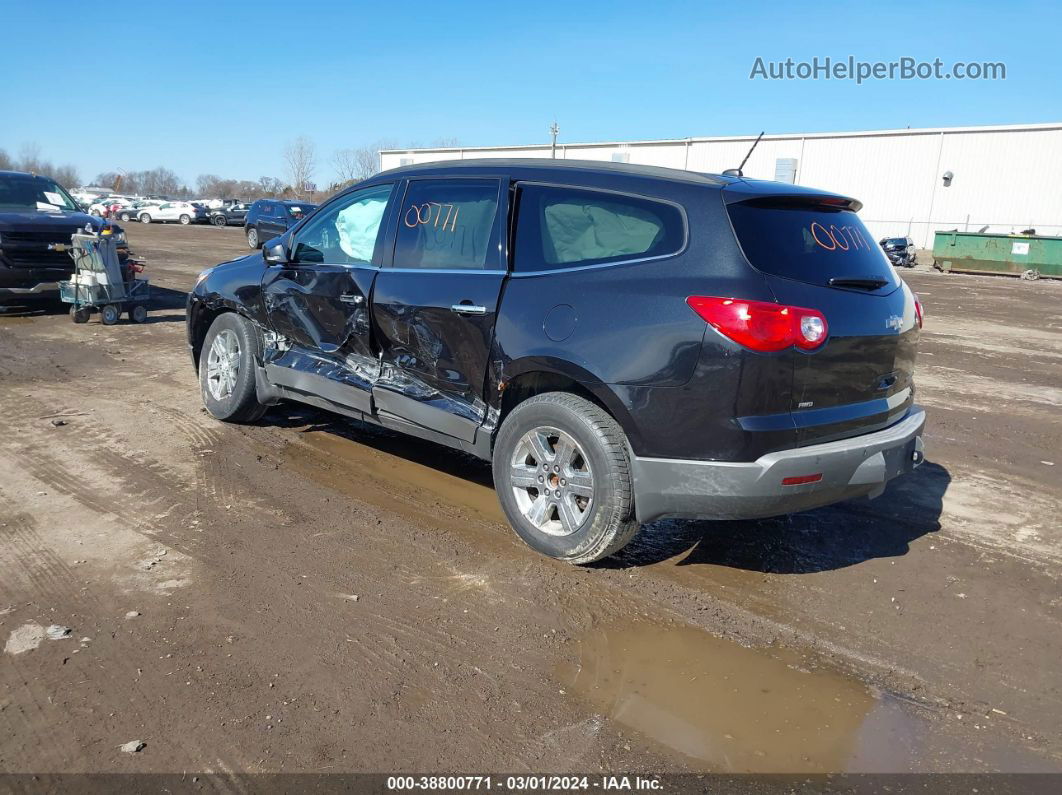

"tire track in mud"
[0, 505, 255, 773]
[153, 404, 263, 518]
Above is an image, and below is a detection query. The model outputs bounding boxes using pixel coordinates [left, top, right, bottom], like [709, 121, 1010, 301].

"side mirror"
[263, 238, 289, 264]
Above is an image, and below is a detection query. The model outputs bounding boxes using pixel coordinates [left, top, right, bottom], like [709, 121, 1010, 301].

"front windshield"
[884, 238, 908, 247]
[0, 174, 80, 212]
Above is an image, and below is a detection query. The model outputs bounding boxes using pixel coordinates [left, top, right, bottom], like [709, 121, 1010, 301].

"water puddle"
[561, 621, 1053, 773]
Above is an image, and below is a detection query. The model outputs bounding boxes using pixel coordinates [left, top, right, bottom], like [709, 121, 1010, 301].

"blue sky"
[2, 0, 1060, 188]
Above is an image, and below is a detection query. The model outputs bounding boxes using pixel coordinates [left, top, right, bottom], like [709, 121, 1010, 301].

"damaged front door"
[372, 177, 506, 444]
[262, 183, 395, 414]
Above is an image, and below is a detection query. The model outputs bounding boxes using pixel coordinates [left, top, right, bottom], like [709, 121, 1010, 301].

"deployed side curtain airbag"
[542, 200, 665, 265]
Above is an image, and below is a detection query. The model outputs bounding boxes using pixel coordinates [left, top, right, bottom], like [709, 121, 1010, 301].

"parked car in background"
[243, 199, 317, 248]
[189, 202, 211, 224]
[188, 159, 926, 564]
[116, 201, 161, 222]
[88, 197, 131, 218]
[0, 170, 129, 304]
[880, 236, 917, 267]
[138, 201, 199, 225]
[210, 202, 251, 227]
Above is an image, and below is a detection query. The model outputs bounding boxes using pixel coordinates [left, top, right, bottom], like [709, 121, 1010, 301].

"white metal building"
[381, 123, 1062, 248]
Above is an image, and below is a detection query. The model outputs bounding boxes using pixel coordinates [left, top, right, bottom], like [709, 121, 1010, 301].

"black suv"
[244, 199, 316, 249]
[879, 236, 917, 267]
[210, 202, 251, 227]
[0, 171, 129, 304]
[188, 160, 925, 563]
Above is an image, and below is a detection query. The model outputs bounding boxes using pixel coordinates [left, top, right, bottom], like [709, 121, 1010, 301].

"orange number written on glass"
[404, 202, 460, 232]
[810, 222, 869, 252]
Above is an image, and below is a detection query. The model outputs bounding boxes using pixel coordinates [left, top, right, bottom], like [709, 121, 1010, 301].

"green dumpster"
[932, 231, 1062, 279]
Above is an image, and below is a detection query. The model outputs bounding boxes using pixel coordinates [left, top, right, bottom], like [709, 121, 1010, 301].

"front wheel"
[246, 226, 259, 249]
[493, 392, 640, 564]
[179, 214, 191, 225]
[212, 215, 227, 227]
[199, 313, 267, 422]
[100, 304, 121, 325]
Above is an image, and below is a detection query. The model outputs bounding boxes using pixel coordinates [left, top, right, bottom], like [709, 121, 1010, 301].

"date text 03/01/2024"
[386, 775, 664, 791]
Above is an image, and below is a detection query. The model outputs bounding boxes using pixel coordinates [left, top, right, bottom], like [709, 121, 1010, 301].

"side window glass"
[393, 179, 500, 270]
[514, 185, 685, 272]
[292, 184, 394, 265]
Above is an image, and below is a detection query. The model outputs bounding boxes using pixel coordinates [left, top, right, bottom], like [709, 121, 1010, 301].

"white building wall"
[380, 124, 1062, 248]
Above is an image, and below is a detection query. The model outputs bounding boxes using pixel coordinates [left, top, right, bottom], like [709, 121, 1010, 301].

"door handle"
[339, 294, 364, 305]
[451, 303, 486, 315]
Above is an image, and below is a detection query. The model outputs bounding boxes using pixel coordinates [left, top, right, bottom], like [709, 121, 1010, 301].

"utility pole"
[550, 121, 559, 159]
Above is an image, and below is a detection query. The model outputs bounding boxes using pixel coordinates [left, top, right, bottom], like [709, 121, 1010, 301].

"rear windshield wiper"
[828, 276, 889, 290]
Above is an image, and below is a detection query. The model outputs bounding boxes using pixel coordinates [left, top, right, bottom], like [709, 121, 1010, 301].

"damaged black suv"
[0, 171, 129, 305]
[187, 160, 926, 563]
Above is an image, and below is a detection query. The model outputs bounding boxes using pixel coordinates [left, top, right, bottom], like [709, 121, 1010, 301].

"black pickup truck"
[0, 171, 130, 305]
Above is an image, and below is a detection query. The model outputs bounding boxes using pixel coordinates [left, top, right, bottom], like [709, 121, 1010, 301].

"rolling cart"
[59, 231, 150, 325]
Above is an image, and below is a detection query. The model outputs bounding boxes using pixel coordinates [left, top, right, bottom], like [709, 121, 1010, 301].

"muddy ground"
[1, 223, 1060, 774]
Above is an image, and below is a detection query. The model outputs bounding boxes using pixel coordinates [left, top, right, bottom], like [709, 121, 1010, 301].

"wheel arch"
[188, 300, 260, 369]
[494, 358, 642, 454]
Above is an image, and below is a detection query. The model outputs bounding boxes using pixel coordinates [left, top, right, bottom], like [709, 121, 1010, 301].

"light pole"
[550, 121, 559, 159]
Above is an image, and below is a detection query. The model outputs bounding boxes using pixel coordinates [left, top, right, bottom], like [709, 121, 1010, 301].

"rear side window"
[392, 178, 500, 270]
[514, 185, 685, 272]
[727, 200, 898, 288]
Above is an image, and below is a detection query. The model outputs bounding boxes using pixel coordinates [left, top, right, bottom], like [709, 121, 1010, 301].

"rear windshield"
[727, 200, 897, 289]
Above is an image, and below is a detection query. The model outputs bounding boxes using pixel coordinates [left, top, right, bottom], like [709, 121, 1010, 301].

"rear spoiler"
[721, 182, 862, 213]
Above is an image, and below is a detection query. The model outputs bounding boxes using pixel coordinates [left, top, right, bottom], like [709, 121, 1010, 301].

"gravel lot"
[1, 222, 1060, 773]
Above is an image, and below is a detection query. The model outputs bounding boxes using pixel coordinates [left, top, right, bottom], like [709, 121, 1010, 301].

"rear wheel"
[212, 215, 227, 227]
[70, 306, 90, 324]
[493, 392, 640, 564]
[246, 226, 259, 249]
[140, 213, 152, 224]
[129, 305, 148, 323]
[179, 214, 191, 225]
[119, 211, 131, 222]
[199, 313, 267, 422]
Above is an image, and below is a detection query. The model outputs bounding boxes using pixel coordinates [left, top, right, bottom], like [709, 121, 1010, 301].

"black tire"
[100, 304, 121, 325]
[492, 392, 640, 564]
[246, 226, 260, 249]
[129, 305, 148, 323]
[212, 215, 227, 227]
[70, 306, 91, 324]
[198, 313, 267, 423]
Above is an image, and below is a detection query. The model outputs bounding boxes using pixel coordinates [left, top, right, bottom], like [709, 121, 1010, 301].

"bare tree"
[51, 164, 80, 189]
[0, 149, 12, 170]
[331, 146, 381, 184]
[283, 136, 316, 197]
[17, 142, 43, 173]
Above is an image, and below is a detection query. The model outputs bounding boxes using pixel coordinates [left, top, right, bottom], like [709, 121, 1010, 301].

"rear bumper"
[631, 406, 926, 523]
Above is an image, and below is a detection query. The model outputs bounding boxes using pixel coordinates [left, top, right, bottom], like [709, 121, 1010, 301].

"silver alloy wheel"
[206, 328, 241, 401]
[509, 426, 594, 536]
[247, 228, 258, 247]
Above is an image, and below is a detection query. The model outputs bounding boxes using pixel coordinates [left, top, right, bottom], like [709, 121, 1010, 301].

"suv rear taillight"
[914, 294, 924, 328]
[686, 296, 828, 353]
